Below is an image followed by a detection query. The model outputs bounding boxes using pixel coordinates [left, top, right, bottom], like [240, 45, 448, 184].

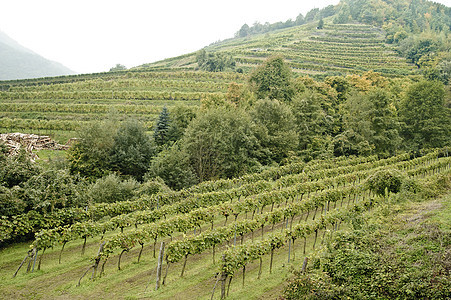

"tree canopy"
[249, 56, 295, 102]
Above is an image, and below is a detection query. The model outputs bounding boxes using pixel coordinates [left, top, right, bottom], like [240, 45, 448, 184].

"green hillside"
[0, 20, 424, 143]
[0, 0, 450, 298]
[0, 71, 246, 142]
[143, 21, 416, 77]
[0, 150, 449, 299]
[0, 0, 449, 143]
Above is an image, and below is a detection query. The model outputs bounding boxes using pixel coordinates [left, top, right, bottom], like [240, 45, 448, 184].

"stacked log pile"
[0, 133, 69, 160]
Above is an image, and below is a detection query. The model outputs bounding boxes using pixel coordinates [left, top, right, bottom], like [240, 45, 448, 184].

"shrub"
[136, 177, 171, 196]
[146, 144, 198, 190]
[366, 168, 404, 196]
[87, 173, 139, 203]
[0, 186, 25, 217]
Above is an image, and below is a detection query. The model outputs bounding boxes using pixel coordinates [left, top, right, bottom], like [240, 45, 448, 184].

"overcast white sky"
[1, 0, 450, 74]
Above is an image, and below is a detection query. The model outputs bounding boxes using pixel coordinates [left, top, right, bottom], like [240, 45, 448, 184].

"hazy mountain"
[0, 30, 75, 80]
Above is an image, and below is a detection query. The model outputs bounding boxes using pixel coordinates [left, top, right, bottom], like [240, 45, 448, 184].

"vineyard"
[0, 0, 449, 297]
[1, 148, 449, 299]
[146, 22, 416, 77]
[0, 71, 246, 142]
[0, 20, 418, 142]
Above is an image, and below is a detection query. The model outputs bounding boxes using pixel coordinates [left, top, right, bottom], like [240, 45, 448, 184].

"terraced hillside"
[0, 71, 246, 142]
[0, 20, 417, 143]
[144, 22, 416, 77]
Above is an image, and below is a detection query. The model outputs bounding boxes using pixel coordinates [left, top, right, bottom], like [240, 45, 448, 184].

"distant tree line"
[195, 50, 236, 72]
[235, 5, 336, 38]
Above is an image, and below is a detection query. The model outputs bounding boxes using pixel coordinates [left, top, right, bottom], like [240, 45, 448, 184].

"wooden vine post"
[155, 241, 165, 291]
[162, 259, 170, 285]
[258, 257, 263, 279]
[269, 248, 274, 274]
[13, 248, 34, 278]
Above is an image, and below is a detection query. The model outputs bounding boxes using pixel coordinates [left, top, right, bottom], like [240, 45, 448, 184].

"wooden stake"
[258, 257, 262, 279]
[37, 248, 46, 271]
[155, 242, 165, 291]
[211, 273, 221, 300]
[81, 236, 87, 256]
[77, 241, 105, 286]
[13, 250, 33, 278]
[31, 248, 38, 272]
[269, 249, 274, 274]
[163, 261, 169, 285]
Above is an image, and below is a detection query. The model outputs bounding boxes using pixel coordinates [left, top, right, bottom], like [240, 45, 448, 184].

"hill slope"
[0, 31, 75, 80]
[139, 20, 416, 77]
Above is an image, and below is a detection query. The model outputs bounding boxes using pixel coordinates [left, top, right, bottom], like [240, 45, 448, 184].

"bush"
[87, 174, 139, 203]
[109, 119, 155, 181]
[21, 169, 81, 213]
[366, 168, 404, 196]
[146, 144, 198, 190]
[284, 224, 451, 299]
[0, 186, 25, 217]
[137, 177, 171, 196]
[0, 149, 41, 188]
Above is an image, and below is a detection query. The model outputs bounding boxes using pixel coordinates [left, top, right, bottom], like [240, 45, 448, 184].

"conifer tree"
[153, 106, 171, 147]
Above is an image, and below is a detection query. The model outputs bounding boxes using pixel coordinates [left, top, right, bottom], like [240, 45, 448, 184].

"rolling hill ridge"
[0, 30, 75, 80]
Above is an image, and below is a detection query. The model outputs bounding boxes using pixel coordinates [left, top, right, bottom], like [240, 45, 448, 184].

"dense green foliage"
[366, 168, 404, 196]
[146, 144, 197, 190]
[110, 119, 155, 180]
[250, 99, 298, 163]
[86, 174, 139, 204]
[284, 176, 451, 299]
[0, 1, 450, 298]
[196, 50, 236, 72]
[182, 107, 261, 181]
[399, 80, 450, 150]
[249, 56, 295, 102]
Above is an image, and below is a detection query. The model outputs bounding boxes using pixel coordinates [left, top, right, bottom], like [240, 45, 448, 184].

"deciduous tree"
[249, 56, 295, 102]
[399, 80, 450, 149]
